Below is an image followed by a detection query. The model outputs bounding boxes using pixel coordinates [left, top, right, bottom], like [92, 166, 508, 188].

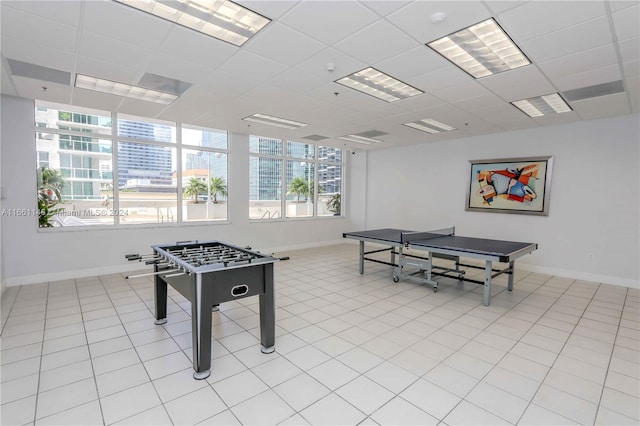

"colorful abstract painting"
[466, 157, 553, 216]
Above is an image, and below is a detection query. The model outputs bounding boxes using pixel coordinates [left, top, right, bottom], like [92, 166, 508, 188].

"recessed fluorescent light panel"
[335, 67, 423, 102]
[511, 93, 572, 117]
[242, 113, 308, 129]
[75, 74, 178, 104]
[337, 135, 383, 145]
[113, 0, 270, 47]
[403, 119, 457, 134]
[427, 18, 530, 79]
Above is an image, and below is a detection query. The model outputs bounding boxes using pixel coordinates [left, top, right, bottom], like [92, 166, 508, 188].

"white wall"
[355, 114, 640, 288]
[0, 95, 352, 286]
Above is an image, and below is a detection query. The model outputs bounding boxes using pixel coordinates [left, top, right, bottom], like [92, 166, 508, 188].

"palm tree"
[288, 177, 310, 203]
[184, 178, 207, 204]
[208, 176, 228, 204]
[38, 167, 65, 202]
[37, 167, 66, 227]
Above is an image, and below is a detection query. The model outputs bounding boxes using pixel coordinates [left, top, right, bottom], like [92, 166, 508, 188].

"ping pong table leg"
[359, 240, 365, 274]
[390, 245, 396, 269]
[483, 260, 492, 306]
[508, 261, 515, 291]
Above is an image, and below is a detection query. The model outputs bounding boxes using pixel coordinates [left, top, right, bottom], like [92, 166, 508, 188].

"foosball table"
[126, 241, 279, 379]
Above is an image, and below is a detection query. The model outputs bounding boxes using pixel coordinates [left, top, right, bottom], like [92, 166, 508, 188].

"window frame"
[34, 101, 230, 230]
[249, 135, 345, 221]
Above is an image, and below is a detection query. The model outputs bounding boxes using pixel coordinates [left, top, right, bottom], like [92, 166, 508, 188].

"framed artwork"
[466, 156, 553, 216]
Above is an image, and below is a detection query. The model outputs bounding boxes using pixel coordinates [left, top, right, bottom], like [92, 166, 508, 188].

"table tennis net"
[400, 227, 455, 244]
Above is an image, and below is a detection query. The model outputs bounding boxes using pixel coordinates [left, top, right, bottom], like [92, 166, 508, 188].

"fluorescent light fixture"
[242, 113, 309, 129]
[427, 18, 530, 79]
[403, 119, 457, 134]
[337, 135, 383, 145]
[113, 0, 270, 47]
[512, 93, 572, 117]
[335, 67, 423, 102]
[74, 74, 178, 104]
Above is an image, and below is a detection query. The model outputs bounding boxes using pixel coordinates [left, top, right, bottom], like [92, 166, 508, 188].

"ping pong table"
[343, 227, 537, 306]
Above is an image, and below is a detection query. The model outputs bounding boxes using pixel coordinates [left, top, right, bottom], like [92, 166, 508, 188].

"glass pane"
[286, 141, 314, 159]
[182, 149, 228, 221]
[118, 115, 176, 143]
[117, 142, 177, 224]
[249, 135, 282, 155]
[35, 104, 115, 227]
[317, 163, 342, 216]
[36, 102, 112, 136]
[249, 156, 281, 220]
[183, 126, 227, 149]
[286, 160, 314, 218]
[318, 146, 343, 163]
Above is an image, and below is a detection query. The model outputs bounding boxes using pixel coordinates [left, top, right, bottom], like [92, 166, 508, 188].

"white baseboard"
[4, 262, 146, 287]
[516, 263, 639, 289]
[5, 240, 638, 291]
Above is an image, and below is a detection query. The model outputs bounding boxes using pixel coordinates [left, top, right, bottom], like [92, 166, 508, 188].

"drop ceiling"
[1, 0, 638, 151]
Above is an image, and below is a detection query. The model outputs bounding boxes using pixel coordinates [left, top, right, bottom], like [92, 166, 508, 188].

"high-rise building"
[117, 120, 173, 191]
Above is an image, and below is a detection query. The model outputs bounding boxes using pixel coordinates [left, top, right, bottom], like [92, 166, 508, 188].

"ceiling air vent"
[7, 59, 71, 85]
[562, 81, 624, 102]
[355, 130, 388, 138]
[302, 135, 329, 141]
[138, 72, 192, 96]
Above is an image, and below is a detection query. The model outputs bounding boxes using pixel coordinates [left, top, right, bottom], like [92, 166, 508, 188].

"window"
[249, 136, 344, 220]
[181, 126, 228, 221]
[35, 101, 229, 228]
[117, 115, 176, 225]
[35, 103, 115, 226]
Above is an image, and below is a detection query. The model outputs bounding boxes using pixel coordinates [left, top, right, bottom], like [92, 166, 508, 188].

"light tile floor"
[1, 244, 639, 425]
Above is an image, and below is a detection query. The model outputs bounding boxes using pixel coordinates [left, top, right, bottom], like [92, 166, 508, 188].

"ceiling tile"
[571, 92, 631, 119]
[333, 20, 419, 65]
[483, 1, 528, 15]
[13, 75, 71, 104]
[293, 48, 368, 81]
[235, 0, 298, 20]
[429, 80, 492, 103]
[406, 62, 471, 92]
[1, 6, 78, 54]
[78, 31, 155, 79]
[84, 1, 173, 50]
[244, 23, 326, 67]
[1, 35, 76, 73]
[71, 88, 126, 112]
[387, 1, 491, 44]
[478, 65, 555, 101]
[375, 47, 448, 79]
[520, 17, 613, 63]
[156, 25, 237, 70]
[1, 0, 81, 27]
[216, 51, 288, 85]
[553, 63, 622, 91]
[618, 37, 640, 62]
[280, 1, 378, 45]
[612, 4, 640, 40]
[75, 56, 142, 88]
[498, 1, 606, 41]
[360, 1, 411, 16]
[452, 93, 508, 113]
[469, 103, 533, 127]
[538, 44, 619, 80]
[609, 1, 639, 12]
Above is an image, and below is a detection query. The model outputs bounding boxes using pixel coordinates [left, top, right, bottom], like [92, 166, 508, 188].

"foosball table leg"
[259, 263, 276, 354]
[154, 271, 168, 325]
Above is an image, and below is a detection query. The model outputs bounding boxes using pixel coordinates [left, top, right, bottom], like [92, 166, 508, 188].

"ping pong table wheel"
[392, 275, 399, 283]
[433, 286, 438, 293]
